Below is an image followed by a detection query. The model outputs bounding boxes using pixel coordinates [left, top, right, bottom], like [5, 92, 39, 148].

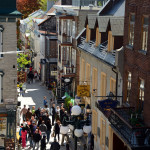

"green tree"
[39, 0, 47, 11]
[17, 53, 31, 70]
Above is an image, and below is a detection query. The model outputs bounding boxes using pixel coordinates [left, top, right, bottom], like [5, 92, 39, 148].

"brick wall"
[123, 0, 150, 126]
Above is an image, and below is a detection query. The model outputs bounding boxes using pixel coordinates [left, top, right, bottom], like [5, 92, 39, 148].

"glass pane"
[129, 24, 134, 46]
[130, 14, 135, 22]
[142, 27, 148, 51]
[144, 17, 149, 25]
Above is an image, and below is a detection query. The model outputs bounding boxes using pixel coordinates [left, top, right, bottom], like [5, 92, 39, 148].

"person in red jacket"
[21, 127, 27, 149]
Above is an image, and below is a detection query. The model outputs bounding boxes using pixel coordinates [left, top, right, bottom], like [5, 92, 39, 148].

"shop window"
[110, 77, 116, 95]
[108, 31, 114, 52]
[100, 117, 106, 150]
[100, 72, 106, 99]
[86, 63, 91, 83]
[141, 16, 149, 52]
[128, 14, 135, 46]
[139, 78, 144, 110]
[96, 27, 101, 46]
[86, 25, 91, 42]
[127, 72, 131, 103]
[92, 67, 98, 94]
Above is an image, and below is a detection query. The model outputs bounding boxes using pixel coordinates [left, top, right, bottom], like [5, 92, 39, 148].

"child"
[41, 135, 46, 150]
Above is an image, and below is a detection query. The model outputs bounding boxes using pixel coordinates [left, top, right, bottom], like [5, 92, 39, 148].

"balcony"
[61, 34, 72, 45]
[62, 66, 76, 77]
[109, 107, 150, 149]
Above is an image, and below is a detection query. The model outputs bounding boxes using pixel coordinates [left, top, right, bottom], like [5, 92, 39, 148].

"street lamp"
[60, 105, 91, 150]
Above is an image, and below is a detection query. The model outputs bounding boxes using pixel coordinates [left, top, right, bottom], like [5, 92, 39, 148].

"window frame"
[100, 72, 107, 100]
[138, 78, 144, 110]
[128, 13, 135, 47]
[141, 15, 149, 52]
[127, 72, 132, 103]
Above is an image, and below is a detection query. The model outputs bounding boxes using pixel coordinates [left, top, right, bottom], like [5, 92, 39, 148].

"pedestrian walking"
[28, 122, 34, 148]
[41, 135, 46, 150]
[19, 124, 23, 145]
[26, 108, 32, 120]
[35, 107, 41, 120]
[39, 121, 47, 137]
[54, 120, 60, 141]
[19, 82, 24, 96]
[32, 106, 35, 115]
[66, 142, 70, 150]
[50, 138, 60, 150]
[43, 96, 48, 108]
[21, 127, 27, 149]
[33, 129, 41, 150]
[51, 103, 56, 126]
[61, 134, 69, 146]
[56, 106, 60, 120]
[20, 105, 28, 121]
[46, 120, 52, 143]
[60, 107, 65, 123]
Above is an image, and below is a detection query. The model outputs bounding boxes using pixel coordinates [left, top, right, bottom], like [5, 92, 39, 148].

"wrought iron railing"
[63, 66, 76, 74]
[109, 107, 150, 147]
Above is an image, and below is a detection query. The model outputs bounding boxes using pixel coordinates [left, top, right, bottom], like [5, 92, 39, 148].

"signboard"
[0, 117, 7, 135]
[77, 85, 90, 97]
[98, 99, 118, 111]
[51, 71, 57, 76]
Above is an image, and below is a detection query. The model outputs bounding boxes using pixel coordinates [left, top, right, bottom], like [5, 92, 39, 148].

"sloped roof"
[88, 14, 97, 29]
[97, 16, 110, 32]
[110, 17, 124, 36]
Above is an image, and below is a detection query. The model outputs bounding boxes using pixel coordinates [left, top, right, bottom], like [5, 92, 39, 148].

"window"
[96, 27, 101, 46]
[100, 72, 107, 99]
[0, 29, 3, 57]
[58, 45, 61, 62]
[100, 117, 106, 149]
[86, 63, 91, 83]
[108, 31, 114, 52]
[86, 25, 91, 42]
[142, 16, 149, 51]
[72, 21, 76, 38]
[81, 59, 85, 82]
[92, 109, 98, 141]
[92, 67, 98, 94]
[110, 77, 116, 95]
[0, 72, 3, 103]
[139, 79, 144, 110]
[129, 14, 135, 46]
[127, 72, 131, 103]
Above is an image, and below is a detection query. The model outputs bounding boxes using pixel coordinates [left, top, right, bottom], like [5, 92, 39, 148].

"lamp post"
[60, 105, 91, 150]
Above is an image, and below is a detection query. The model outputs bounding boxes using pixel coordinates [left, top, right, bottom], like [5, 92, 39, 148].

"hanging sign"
[77, 85, 90, 97]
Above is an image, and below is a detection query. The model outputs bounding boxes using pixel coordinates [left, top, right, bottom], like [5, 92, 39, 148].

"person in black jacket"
[46, 120, 52, 143]
[54, 120, 60, 141]
[51, 104, 56, 126]
[41, 135, 46, 150]
[50, 138, 60, 150]
[33, 129, 41, 150]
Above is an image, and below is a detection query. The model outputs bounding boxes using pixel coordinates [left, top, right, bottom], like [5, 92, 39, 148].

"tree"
[39, 0, 47, 11]
[17, 53, 31, 70]
[17, 0, 41, 19]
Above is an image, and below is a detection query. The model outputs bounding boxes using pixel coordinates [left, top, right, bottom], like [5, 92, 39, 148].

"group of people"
[19, 97, 71, 150]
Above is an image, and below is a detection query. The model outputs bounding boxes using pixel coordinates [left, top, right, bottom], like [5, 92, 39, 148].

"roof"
[33, 18, 45, 24]
[47, 0, 61, 14]
[88, 14, 97, 29]
[97, 16, 110, 32]
[110, 17, 124, 36]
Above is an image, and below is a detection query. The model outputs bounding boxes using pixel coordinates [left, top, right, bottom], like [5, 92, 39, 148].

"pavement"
[16, 80, 85, 150]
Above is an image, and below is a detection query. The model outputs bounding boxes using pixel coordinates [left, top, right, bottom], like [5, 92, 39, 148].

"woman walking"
[46, 120, 52, 143]
[21, 127, 27, 149]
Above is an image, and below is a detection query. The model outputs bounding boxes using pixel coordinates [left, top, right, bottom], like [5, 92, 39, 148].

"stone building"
[0, 0, 21, 148]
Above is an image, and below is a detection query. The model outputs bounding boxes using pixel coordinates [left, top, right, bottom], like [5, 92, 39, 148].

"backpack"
[19, 128, 22, 136]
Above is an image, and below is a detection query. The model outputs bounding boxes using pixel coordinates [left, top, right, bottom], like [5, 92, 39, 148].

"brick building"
[0, 0, 21, 148]
[108, 0, 150, 150]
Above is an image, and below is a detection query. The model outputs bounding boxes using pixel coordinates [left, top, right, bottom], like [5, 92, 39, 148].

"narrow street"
[17, 81, 71, 150]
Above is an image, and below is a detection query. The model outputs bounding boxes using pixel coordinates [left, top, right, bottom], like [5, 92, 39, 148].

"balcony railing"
[63, 66, 76, 75]
[109, 107, 150, 148]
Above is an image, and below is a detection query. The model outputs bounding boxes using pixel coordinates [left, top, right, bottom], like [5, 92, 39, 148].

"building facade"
[0, 0, 21, 148]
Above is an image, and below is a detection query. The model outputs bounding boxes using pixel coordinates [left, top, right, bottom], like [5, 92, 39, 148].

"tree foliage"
[17, 53, 31, 69]
[17, 0, 41, 19]
[39, 0, 47, 11]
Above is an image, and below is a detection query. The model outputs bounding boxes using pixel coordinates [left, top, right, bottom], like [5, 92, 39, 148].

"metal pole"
[75, 136, 77, 150]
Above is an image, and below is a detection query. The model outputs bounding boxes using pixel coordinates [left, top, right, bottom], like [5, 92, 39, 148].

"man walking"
[43, 96, 48, 108]
[39, 121, 47, 137]
[51, 103, 56, 126]
[50, 138, 60, 150]
[20, 105, 28, 121]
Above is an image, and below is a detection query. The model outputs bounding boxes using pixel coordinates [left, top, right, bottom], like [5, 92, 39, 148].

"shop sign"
[0, 117, 7, 135]
[51, 71, 57, 76]
[98, 99, 118, 111]
[77, 85, 90, 97]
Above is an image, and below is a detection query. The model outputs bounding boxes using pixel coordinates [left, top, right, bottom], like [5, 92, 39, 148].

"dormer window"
[86, 25, 91, 42]
[108, 31, 114, 52]
[96, 27, 101, 46]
